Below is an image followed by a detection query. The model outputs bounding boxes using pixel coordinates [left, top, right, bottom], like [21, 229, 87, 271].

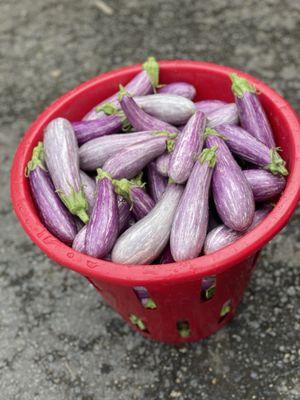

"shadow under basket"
[10, 61, 300, 343]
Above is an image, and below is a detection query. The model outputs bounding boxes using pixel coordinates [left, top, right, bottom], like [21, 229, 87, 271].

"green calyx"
[144, 298, 157, 309]
[168, 177, 176, 185]
[113, 174, 144, 202]
[95, 102, 119, 115]
[118, 84, 131, 102]
[95, 102, 132, 131]
[266, 148, 288, 176]
[142, 56, 159, 90]
[130, 172, 144, 187]
[129, 314, 147, 331]
[204, 127, 227, 140]
[199, 146, 218, 168]
[230, 73, 256, 98]
[25, 142, 45, 176]
[60, 188, 89, 224]
[112, 178, 133, 202]
[154, 131, 177, 139]
[96, 168, 112, 182]
[121, 117, 132, 132]
[167, 139, 175, 153]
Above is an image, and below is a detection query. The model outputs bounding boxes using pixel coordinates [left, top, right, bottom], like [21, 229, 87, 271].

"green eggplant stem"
[230, 73, 256, 98]
[25, 142, 45, 176]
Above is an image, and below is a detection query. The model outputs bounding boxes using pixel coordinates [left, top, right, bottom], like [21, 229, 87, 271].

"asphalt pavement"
[0, 0, 299, 399]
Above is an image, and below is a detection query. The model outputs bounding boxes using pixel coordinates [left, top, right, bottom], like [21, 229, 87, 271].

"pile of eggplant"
[26, 58, 288, 264]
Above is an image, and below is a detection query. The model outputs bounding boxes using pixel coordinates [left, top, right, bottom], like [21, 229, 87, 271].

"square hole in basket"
[129, 314, 149, 332]
[177, 320, 190, 338]
[200, 276, 216, 301]
[218, 299, 232, 323]
[133, 286, 157, 309]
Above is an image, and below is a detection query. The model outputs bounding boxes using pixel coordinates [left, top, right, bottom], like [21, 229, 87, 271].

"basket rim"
[10, 60, 300, 285]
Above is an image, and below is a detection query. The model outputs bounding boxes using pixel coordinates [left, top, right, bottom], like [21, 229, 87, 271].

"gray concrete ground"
[1, 0, 300, 399]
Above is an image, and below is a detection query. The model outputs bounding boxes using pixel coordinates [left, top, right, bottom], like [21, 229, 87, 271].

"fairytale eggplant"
[129, 187, 155, 220]
[119, 91, 179, 134]
[73, 194, 130, 255]
[114, 176, 155, 220]
[158, 82, 196, 99]
[117, 195, 131, 233]
[111, 183, 184, 264]
[170, 147, 217, 261]
[146, 162, 168, 202]
[243, 169, 286, 201]
[230, 73, 276, 148]
[155, 152, 171, 177]
[44, 118, 89, 223]
[85, 170, 119, 258]
[206, 103, 239, 127]
[102, 135, 173, 180]
[158, 244, 175, 264]
[72, 225, 87, 253]
[169, 111, 206, 184]
[195, 100, 227, 114]
[134, 94, 196, 125]
[79, 131, 168, 171]
[72, 115, 122, 145]
[204, 207, 271, 254]
[26, 142, 77, 245]
[79, 171, 96, 214]
[208, 124, 288, 176]
[206, 135, 255, 231]
[84, 57, 159, 120]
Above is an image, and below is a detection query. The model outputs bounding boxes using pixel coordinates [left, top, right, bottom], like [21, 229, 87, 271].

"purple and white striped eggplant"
[44, 118, 89, 223]
[114, 176, 155, 220]
[72, 225, 87, 253]
[79, 171, 96, 214]
[85, 171, 119, 258]
[146, 162, 168, 202]
[119, 92, 179, 134]
[230, 73, 275, 148]
[243, 169, 286, 201]
[79, 131, 168, 171]
[195, 100, 227, 114]
[72, 115, 122, 145]
[169, 111, 206, 183]
[26, 142, 77, 245]
[208, 210, 222, 232]
[111, 183, 184, 264]
[102, 135, 173, 179]
[155, 152, 171, 177]
[130, 187, 155, 220]
[158, 244, 175, 264]
[113, 174, 155, 221]
[84, 57, 158, 121]
[206, 103, 239, 127]
[72, 195, 130, 253]
[117, 195, 131, 232]
[75, 218, 84, 232]
[209, 124, 288, 176]
[206, 135, 255, 231]
[204, 206, 271, 254]
[170, 147, 217, 261]
[134, 94, 196, 125]
[158, 82, 196, 100]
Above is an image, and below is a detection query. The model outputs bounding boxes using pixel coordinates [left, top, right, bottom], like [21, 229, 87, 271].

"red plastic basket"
[10, 61, 300, 343]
